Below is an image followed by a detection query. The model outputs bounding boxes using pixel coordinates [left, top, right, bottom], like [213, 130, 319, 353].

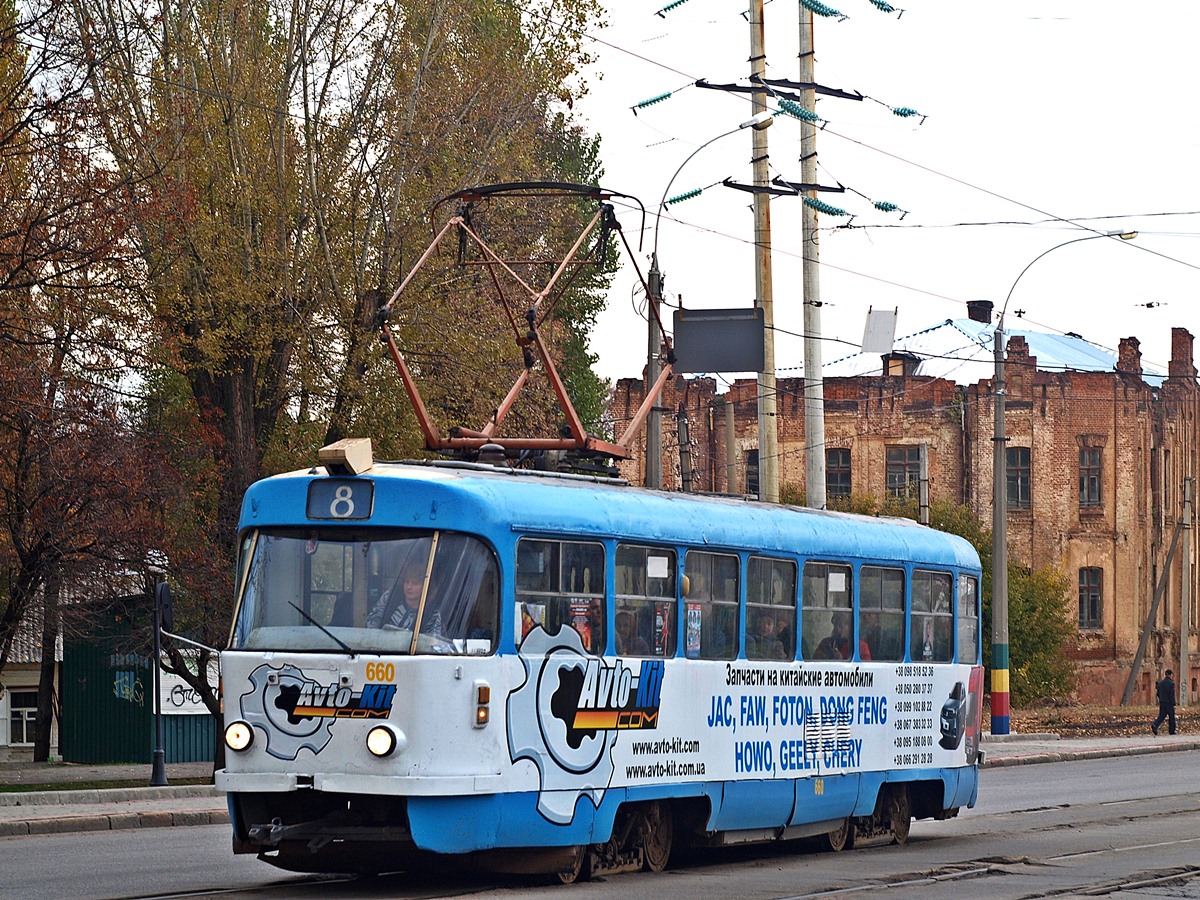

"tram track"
[771, 831, 1200, 900]
[774, 862, 1200, 900]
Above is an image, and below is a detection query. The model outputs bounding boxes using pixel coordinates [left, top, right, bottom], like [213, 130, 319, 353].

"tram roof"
[243, 459, 980, 571]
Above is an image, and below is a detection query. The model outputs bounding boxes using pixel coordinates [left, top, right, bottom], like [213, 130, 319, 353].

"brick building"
[609, 323, 1200, 707]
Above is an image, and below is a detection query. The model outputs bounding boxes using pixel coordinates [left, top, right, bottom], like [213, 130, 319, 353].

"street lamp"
[151, 581, 172, 786]
[990, 230, 1137, 736]
[645, 111, 774, 490]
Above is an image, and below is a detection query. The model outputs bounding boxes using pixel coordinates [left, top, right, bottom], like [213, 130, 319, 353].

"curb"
[984, 739, 1200, 768]
[0, 808, 228, 837]
[0, 784, 220, 807]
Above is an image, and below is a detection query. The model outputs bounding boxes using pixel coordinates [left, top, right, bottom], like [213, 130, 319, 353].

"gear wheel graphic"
[239, 663, 335, 760]
[507, 625, 616, 824]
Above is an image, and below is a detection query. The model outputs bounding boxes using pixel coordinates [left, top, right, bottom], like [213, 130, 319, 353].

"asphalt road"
[5, 749, 1200, 900]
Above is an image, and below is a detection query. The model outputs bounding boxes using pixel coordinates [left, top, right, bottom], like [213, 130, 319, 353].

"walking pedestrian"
[1152, 669, 1177, 735]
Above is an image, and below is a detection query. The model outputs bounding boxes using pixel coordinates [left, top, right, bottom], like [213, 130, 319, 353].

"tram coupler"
[248, 818, 287, 846]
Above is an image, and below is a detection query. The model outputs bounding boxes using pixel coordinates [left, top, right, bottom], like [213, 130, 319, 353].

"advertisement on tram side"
[507, 624, 984, 824]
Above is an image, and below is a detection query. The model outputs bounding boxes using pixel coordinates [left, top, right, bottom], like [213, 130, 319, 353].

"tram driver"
[366, 562, 444, 635]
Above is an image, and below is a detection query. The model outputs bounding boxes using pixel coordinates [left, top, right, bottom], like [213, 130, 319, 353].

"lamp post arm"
[653, 127, 741, 258]
[653, 113, 773, 257]
[1000, 231, 1137, 327]
[990, 228, 1136, 737]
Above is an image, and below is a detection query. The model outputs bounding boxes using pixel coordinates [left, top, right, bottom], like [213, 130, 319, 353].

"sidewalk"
[979, 730, 1200, 767]
[0, 761, 224, 837]
[0, 735, 1197, 838]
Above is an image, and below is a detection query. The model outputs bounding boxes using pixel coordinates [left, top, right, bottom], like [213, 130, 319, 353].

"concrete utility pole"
[991, 324, 1010, 734]
[646, 258, 664, 490]
[1182, 477, 1193, 706]
[677, 405, 692, 492]
[799, 7, 826, 510]
[749, 0, 778, 503]
[725, 397, 736, 494]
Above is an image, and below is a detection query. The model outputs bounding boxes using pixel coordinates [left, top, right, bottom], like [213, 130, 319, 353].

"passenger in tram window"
[747, 609, 787, 660]
[860, 611, 881, 660]
[615, 610, 650, 656]
[776, 616, 794, 659]
[815, 611, 872, 661]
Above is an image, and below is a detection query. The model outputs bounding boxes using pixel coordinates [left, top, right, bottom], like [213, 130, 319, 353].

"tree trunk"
[163, 640, 224, 770]
[33, 574, 59, 762]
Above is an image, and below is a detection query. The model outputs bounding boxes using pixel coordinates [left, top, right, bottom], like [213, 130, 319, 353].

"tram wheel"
[556, 845, 591, 884]
[888, 786, 911, 845]
[819, 818, 855, 853]
[640, 801, 674, 872]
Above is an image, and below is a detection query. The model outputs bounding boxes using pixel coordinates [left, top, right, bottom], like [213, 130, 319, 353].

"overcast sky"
[574, 0, 1200, 385]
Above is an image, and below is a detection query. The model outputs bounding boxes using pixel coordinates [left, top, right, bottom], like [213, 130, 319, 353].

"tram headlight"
[366, 725, 399, 758]
[224, 720, 254, 752]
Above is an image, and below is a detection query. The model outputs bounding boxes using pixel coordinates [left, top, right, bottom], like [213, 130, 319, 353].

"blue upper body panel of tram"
[240, 460, 979, 573]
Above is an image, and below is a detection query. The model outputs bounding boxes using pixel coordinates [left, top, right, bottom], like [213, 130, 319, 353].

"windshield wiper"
[288, 601, 356, 656]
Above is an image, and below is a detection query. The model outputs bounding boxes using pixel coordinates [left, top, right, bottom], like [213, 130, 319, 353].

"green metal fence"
[61, 612, 214, 764]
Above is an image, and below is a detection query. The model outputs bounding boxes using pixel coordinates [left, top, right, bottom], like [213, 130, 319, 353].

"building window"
[9, 691, 37, 745]
[1079, 567, 1102, 629]
[745, 449, 759, 496]
[886, 445, 920, 498]
[1079, 448, 1102, 507]
[826, 448, 851, 498]
[1007, 447, 1031, 509]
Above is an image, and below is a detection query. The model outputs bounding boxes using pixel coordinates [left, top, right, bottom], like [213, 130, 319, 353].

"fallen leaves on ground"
[999, 703, 1190, 738]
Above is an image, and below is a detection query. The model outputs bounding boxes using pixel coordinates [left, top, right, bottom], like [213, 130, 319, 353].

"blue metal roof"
[823, 318, 1163, 387]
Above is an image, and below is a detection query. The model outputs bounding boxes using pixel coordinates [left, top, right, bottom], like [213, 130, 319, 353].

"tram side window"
[859, 565, 905, 662]
[746, 556, 796, 660]
[683, 551, 739, 660]
[516, 538, 606, 654]
[802, 562, 858, 660]
[912, 570, 953, 662]
[957, 574, 980, 663]
[615, 544, 676, 657]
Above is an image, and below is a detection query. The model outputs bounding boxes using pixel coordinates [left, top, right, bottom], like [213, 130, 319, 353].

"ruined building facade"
[609, 327, 1200, 707]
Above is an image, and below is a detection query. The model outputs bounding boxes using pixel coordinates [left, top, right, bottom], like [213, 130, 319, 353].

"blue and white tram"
[216, 442, 985, 878]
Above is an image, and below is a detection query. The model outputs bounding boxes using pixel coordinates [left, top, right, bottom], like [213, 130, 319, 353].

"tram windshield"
[230, 528, 499, 655]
